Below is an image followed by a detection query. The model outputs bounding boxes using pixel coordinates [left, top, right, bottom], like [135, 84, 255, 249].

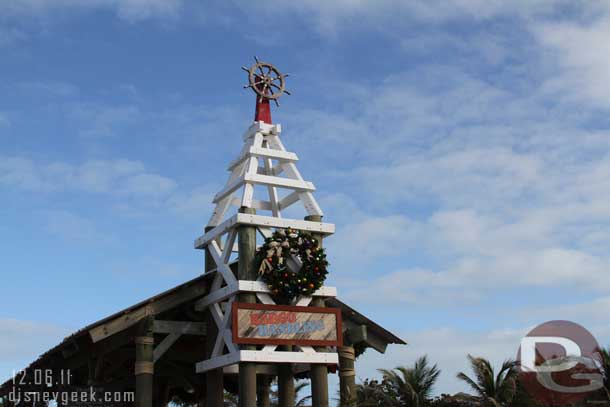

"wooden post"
[278, 363, 295, 407]
[305, 214, 330, 407]
[238, 207, 258, 407]
[204, 226, 224, 407]
[338, 346, 356, 406]
[256, 375, 271, 407]
[135, 316, 154, 407]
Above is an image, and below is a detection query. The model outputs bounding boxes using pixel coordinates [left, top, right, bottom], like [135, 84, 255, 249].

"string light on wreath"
[255, 228, 328, 300]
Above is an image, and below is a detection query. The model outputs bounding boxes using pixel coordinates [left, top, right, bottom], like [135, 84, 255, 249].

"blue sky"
[2, 0, 610, 398]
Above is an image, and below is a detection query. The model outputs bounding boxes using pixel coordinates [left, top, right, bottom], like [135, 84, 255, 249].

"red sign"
[232, 302, 343, 347]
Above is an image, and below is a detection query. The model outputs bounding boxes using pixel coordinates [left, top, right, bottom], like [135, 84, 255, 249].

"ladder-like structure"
[194, 121, 338, 374]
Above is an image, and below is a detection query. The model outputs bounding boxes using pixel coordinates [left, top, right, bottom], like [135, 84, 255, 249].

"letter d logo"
[517, 321, 603, 406]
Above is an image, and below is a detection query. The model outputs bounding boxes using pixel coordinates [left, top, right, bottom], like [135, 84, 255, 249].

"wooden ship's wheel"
[242, 57, 291, 106]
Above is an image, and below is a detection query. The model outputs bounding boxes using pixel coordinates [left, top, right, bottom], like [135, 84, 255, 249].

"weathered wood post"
[256, 375, 271, 407]
[278, 363, 295, 407]
[204, 226, 224, 407]
[238, 207, 258, 407]
[338, 345, 356, 406]
[135, 316, 154, 407]
[306, 214, 330, 407]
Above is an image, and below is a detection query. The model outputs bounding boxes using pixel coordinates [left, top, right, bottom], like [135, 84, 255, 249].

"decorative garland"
[256, 228, 328, 300]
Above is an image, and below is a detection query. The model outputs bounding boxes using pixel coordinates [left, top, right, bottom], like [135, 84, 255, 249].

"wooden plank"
[196, 352, 241, 373]
[257, 166, 283, 176]
[232, 302, 343, 347]
[240, 350, 339, 365]
[249, 147, 298, 162]
[231, 197, 273, 211]
[208, 240, 237, 285]
[227, 146, 297, 171]
[89, 281, 207, 343]
[244, 173, 315, 192]
[237, 280, 337, 297]
[241, 122, 279, 141]
[257, 227, 273, 238]
[193, 283, 238, 311]
[263, 148, 281, 217]
[268, 135, 324, 216]
[294, 296, 313, 306]
[278, 191, 300, 210]
[234, 213, 335, 234]
[212, 176, 245, 204]
[153, 321, 207, 335]
[196, 348, 338, 374]
[153, 333, 181, 363]
[212, 298, 236, 356]
[240, 156, 259, 207]
[89, 306, 151, 343]
[256, 292, 275, 305]
[196, 214, 335, 249]
[195, 215, 238, 249]
[223, 364, 278, 375]
[208, 154, 249, 227]
[221, 228, 237, 264]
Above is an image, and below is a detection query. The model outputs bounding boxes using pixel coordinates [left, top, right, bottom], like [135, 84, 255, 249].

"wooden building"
[0, 61, 405, 407]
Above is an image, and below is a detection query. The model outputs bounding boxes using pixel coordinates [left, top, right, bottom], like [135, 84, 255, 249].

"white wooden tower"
[193, 61, 339, 376]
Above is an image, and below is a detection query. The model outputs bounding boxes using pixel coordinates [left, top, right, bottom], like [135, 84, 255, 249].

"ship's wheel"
[242, 57, 291, 106]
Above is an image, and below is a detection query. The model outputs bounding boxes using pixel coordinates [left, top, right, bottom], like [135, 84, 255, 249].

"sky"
[2, 0, 610, 400]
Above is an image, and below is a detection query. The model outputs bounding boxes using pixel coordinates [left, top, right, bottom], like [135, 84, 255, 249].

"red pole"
[254, 96, 272, 124]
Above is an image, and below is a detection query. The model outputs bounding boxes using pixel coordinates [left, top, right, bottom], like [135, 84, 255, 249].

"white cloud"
[534, 12, 610, 109]
[44, 210, 111, 242]
[0, 156, 176, 198]
[233, 0, 573, 36]
[167, 186, 214, 218]
[0, 0, 183, 22]
[70, 103, 140, 138]
[330, 215, 422, 270]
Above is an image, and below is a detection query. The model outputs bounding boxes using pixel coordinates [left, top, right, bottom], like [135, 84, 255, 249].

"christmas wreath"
[256, 228, 328, 300]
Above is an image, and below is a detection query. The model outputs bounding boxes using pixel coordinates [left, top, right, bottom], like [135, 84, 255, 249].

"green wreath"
[256, 228, 329, 300]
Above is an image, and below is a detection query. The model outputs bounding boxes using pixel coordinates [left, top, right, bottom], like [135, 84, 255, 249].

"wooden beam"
[227, 147, 298, 172]
[212, 176, 246, 204]
[241, 122, 280, 141]
[89, 281, 207, 343]
[195, 214, 335, 250]
[153, 333, 181, 363]
[153, 320, 206, 335]
[278, 191, 300, 211]
[193, 283, 238, 311]
[243, 173, 315, 192]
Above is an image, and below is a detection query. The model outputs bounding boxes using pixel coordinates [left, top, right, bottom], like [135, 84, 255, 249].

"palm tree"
[270, 380, 312, 406]
[456, 355, 517, 407]
[224, 390, 238, 407]
[356, 378, 400, 406]
[599, 346, 610, 400]
[379, 355, 442, 407]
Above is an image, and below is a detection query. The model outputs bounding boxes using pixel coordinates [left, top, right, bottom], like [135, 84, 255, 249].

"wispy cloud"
[534, 9, 610, 109]
[0, 0, 183, 22]
[0, 156, 177, 201]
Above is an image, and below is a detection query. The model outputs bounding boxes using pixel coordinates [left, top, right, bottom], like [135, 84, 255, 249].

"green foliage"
[356, 378, 400, 406]
[378, 355, 442, 407]
[269, 379, 312, 407]
[256, 228, 329, 300]
[456, 355, 517, 407]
